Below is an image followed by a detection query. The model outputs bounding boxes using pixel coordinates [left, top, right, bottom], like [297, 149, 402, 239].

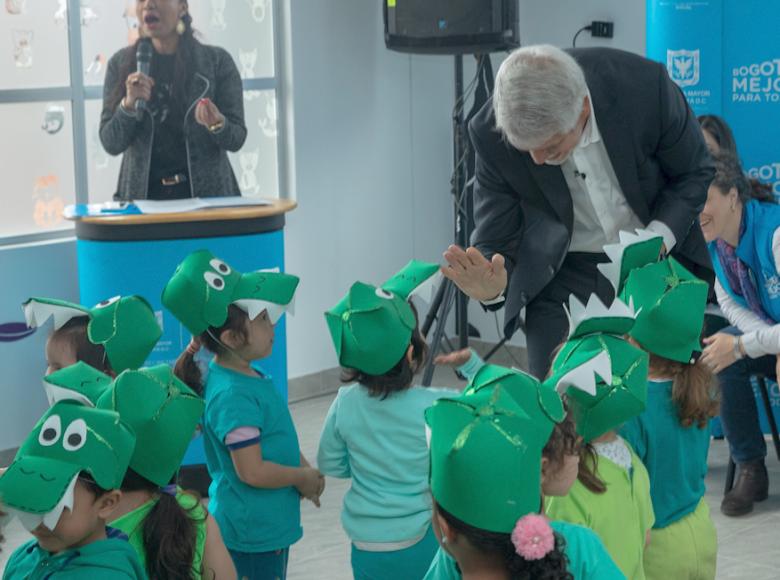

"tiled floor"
[2, 357, 780, 579]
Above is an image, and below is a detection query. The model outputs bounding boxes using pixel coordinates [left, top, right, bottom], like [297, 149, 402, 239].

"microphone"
[574, 169, 587, 180]
[135, 39, 153, 119]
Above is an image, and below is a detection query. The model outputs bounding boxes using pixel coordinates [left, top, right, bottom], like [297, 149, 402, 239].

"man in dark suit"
[442, 45, 714, 379]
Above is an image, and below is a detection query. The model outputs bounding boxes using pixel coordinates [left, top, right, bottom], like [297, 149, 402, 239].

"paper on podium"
[133, 196, 272, 214]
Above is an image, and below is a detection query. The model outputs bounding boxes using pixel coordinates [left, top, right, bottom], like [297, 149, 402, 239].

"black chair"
[724, 374, 780, 493]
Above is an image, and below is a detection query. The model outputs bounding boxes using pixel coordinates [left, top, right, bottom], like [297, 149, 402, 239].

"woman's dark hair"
[174, 304, 249, 396]
[435, 502, 573, 580]
[50, 317, 113, 375]
[711, 152, 775, 204]
[121, 468, 204, 580]
[340, 303, 428, 399]
[107, 4, 197, 113]
[698, 114, 738, 155]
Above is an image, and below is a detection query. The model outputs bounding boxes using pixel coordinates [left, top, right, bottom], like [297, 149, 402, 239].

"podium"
[68, 199, 296, 489]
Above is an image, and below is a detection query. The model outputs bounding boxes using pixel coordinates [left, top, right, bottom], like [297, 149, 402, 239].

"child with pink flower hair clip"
[423, 363, 625, 579]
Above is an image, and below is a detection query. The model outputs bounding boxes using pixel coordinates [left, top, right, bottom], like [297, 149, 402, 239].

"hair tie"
[160, 484, 178, 497]
[511, 514, 555, 560]
[186, 338, 202, 356]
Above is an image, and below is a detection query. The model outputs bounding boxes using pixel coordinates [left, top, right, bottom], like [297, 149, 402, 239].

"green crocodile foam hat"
[161, 250, 299, 336]
[0, 401, 135, 532]
[464, 353, 613, 443]
[325, 260, 440, 375]
[23, 295, 162, 373]
[551, 294, 649, 442]
[97, 365, 204, 487]
[425, 386, 545, 533]
[43, 361, 114, 407]
[598, 229, 708, 364]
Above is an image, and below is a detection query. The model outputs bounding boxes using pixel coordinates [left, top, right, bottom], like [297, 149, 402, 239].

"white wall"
[0, 239, 78, 450]
[283, 0, 454, 378]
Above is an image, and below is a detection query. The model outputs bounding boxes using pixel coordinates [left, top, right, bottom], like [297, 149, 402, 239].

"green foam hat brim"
[381, 260, 441, 301]
[232, 271, 300, 324]
[43, 361, 114, 407]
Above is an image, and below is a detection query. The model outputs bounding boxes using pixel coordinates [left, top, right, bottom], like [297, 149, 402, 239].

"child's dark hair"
[648, 354, 719, 428]
[174, 304, 250, 396]
[78, 471, 112, 497]
[340, 303, 428, 399]
[544, 408, 605, 494]
[122, 469, 205, 580]
[51, 317, 113, 375]
[0, 506, 5, 552]
[435, 502, 572, 580]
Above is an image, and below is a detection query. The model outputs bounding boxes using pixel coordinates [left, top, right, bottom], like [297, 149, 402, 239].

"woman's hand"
[701, 333, 740, 374]
[195, 97, 226, 131]
[123, 71, 154, 110]
[434, 348, 472, 368]
[442, 245, 507, 302]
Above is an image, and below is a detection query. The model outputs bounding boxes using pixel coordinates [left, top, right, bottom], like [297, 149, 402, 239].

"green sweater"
[3, 536, 147, 579]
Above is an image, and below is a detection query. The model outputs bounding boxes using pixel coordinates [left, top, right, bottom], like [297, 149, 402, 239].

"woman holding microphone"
[100, 0, 246, 200]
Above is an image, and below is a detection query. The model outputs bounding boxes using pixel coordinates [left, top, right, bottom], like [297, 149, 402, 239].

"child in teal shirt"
[319, 261, 462, 580]
[605, 230, 718, 579]
[424, 407, 625, 580]
[165, 251, 322, 580]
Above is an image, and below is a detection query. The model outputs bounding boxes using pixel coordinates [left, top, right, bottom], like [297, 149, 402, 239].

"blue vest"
[708, 200, 780, 323]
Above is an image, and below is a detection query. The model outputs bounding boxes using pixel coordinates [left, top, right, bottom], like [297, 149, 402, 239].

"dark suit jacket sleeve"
[468, 124, 524, 281]
[649, 62, 714, 245]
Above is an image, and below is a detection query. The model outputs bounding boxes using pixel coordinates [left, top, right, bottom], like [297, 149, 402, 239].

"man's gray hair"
[493, 45, 588, 150]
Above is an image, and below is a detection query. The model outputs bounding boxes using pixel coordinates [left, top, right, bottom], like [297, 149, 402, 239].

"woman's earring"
[176, 18, 186, 35]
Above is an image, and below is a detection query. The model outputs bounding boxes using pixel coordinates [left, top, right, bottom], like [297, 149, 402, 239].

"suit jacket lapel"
[589, 84, 651, 223]
[524, 158, 574, 233]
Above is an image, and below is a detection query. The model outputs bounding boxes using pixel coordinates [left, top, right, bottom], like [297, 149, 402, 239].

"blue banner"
[648, 0, 780, 434]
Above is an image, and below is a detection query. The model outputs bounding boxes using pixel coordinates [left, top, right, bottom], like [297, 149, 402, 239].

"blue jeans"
[229, 547, 289, 580]
[717, 326, 775, 463]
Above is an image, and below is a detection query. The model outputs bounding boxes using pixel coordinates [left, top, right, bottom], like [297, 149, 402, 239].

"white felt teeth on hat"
[597, 228, 664, 292]
[42, 475, 78, 531]
[233, 298, 295, 325]
[43, 380, 95, 408]
[408, 270, 443, 305]
[552, 350, 612, 396]
[23, 301, 89, 331]
[7, 474, 78, 533]
[564, 294, 637, 339]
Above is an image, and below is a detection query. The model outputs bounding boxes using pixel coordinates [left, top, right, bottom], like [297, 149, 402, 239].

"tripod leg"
[421, 275, 449, 338]
[422, 281, 457, 386]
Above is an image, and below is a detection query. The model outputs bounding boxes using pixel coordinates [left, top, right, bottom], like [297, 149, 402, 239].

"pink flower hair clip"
[511, 514, 555, 560]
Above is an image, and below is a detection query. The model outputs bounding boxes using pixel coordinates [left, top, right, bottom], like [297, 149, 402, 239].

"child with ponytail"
[603, 231, 718, 579]
[164, 251, 321, 580]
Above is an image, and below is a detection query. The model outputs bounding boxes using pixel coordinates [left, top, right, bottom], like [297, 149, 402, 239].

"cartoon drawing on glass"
[211, 0, 227, 31]
[239, 148, 260, 196]
[246, 0, 271, 23]
[32, 175, 65, 229]
[12, 29, 33, 68]
[42, 105, 65, 135]
[5, 0, 27, 15]
[258, 93, 277, 138]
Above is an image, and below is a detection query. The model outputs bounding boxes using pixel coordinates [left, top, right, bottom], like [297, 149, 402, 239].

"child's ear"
[219, 328, 241, 350]
[541, 456, 550, 486]
[95, 490, 122, 520]
[433, 509, 457, 546]
[405, 344, 414, 365]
